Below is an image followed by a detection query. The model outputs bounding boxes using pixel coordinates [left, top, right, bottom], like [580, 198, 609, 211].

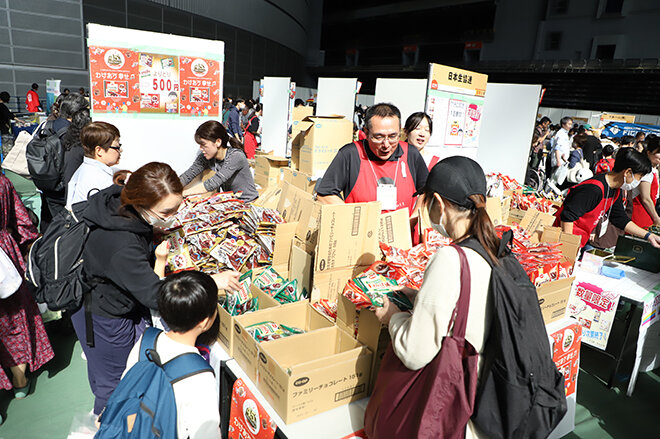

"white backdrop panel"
[316, 77, 357, 120]
[261, 76, 291, 157]
[374, 78, 427, 124]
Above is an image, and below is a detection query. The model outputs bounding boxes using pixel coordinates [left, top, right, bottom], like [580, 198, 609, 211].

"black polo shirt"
[316, 140, 429, 199]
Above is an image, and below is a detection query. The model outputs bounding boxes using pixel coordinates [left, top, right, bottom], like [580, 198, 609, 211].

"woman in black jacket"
[71, 162, 239, 419]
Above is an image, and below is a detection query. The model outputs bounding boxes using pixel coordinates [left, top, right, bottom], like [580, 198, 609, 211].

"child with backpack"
[97, 271, 220, 438]
[595, 144, 616, 174]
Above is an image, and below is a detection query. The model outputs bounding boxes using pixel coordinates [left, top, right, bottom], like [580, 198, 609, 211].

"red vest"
[243, 115, 258, 159]
[554, 178, 621, 247]
[345, 141, 417, 214]
[632, 170, 659, 229]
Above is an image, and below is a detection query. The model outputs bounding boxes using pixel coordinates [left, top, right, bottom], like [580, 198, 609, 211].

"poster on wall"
[89, 46, 140, 113]
[424, 63, 487, 161]
[179, 56, 222, 117]
[89, 45, 222, 116]
[566, 281, 620, 350]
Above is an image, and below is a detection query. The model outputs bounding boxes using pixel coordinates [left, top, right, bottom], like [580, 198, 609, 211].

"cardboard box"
[519, 209, 557, 238]
[537, 277, 575, 324]
[486, 196, 511, 227]
[298, 116, 353, 178]
[507, 208, 526, 225]
[255, 155, 289, 189]
[272, 221, 298, 268]
[233, 301, 334, 382]
[281, 167, 316, 194]
[289, 243, 314, 297]
[253, 185, 283, 210]
[337, 294, 390, 394]
[378, 208, 413, 250]
[295, 198, 322, 254]
[535, 227, 581, 324]
[311, 264, 369, 302]
[276, 183, 314, 223]
[257, 326, 372, 424]
[314, 202, 381, 272]
[217, 285, 280, 356]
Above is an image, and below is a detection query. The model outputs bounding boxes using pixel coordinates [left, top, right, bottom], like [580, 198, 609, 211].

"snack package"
[224, 271, 257, 316]
[245, 321, 304, 343]
[273, 279, 299, 304]
[166, 244, 196, 274]
[253, 267, 287, 297]
[312, 299, 337, 321]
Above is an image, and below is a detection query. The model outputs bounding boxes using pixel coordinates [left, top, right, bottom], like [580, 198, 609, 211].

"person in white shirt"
[374, 156, 499, 439]
[550, 116, 573, 172]
[66, 121, 122, 208]
[124, 271, 220, 439]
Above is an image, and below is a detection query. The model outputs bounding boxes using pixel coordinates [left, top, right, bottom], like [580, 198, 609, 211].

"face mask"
[428, 198, 450, 238]
[621, 173, 641, 191]
[143, 210, 176, 230]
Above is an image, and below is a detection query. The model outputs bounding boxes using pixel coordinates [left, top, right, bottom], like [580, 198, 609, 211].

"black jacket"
[83, 185, 161, 318]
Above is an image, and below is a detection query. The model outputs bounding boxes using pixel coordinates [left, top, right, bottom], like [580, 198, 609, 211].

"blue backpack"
[95, 327, 214, 439]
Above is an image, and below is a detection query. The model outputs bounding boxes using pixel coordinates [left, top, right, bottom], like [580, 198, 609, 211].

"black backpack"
[461, 231, 567, 439]
[25, 200, 91, 313]
[26, 120, 69, 192]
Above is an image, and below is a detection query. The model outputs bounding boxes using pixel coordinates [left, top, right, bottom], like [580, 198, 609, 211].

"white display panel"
[87, 24, 224, 175]
[316, 77, 358, 120]
[374, 78, 427, 124]
[477, 83, 542, 183]
[261, 76, 292, 157]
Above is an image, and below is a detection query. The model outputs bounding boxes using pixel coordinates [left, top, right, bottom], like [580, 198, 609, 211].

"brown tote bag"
[364, 245, 479, 439]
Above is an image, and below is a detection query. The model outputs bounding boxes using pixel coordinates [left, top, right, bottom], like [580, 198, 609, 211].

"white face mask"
[143, 210, 176, 230]
[428, 198, 450, 238]
[621, 172, 641, 191]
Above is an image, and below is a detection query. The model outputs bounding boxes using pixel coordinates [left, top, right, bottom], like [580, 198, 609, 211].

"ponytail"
[113, 170, 132, 186]
[465, 194, 500, 264]
[228, 136, 245, 154]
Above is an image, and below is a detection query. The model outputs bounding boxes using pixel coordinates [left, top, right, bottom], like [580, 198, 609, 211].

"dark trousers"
[40, 192, 65, 233]
[71, 306, 148, 415]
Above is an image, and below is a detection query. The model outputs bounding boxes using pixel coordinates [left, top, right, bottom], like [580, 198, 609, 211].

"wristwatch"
[644, 232, 652, 241]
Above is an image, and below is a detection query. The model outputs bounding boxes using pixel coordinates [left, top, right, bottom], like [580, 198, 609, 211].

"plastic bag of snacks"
[312, 299, 337, 321]
[223, 271, 259, 317]
[245, 321, 305, 343]
[253, 267, 287, 296]
[343, 271, 414, 312]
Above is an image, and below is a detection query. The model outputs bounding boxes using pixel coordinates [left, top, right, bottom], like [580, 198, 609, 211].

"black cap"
[421, 156, 487, 209]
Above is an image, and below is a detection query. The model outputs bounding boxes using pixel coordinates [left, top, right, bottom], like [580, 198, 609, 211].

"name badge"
[377, 184, 397, 211]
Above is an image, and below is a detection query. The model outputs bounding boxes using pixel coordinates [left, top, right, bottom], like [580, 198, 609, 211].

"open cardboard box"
[254, 185, 284, 210]
[277, 183, 314, 223]
[485, 196, 512, 227]
[257, 326, 372, 424]
[378, 208, 413, 250]
[255, 155, 289, 189]
[297, 115, 353, 179]
[217, 285, 280, 356]
[233, 301, 334, 383]
[535, 226, 581, 324]
[519, 209, 557, 239]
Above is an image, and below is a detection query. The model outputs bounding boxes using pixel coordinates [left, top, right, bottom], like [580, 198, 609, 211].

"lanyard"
[367, 155, 400, 186]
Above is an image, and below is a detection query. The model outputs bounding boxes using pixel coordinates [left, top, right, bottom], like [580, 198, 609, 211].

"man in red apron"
[554, 147, 660, 251]
[316, 103, 428, 214]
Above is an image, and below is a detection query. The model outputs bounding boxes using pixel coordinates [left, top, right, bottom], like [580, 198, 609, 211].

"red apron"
[554, 178, 621, 247]
[631, 169, 659, 229]
[345, 141, 417, 214]
[243, 115, 258, 159]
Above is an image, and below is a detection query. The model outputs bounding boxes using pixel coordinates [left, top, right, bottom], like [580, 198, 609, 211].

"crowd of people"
[1, 83, 659, 437]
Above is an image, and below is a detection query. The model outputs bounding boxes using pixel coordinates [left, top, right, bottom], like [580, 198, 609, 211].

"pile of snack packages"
[487, 173, 562, 212]
[162, 192, 285, 275]
[510, 192, 557, 214]
[496, 224, 573, 287]
[335, 229, 452, 319]
[245, 321, 304, 343]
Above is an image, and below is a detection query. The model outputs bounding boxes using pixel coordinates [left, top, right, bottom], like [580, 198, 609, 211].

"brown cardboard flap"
[541, 227, 581, 263]
[295, 198, 322, 253]
[312, 265, 370, 302]
[378, 208, 413, 250]
[276, 183, 314, 223]
[314, 202, 381, 272]
[520, 209, 556, 236]
[272, 222, 298, 267]
[253, 185, 283, 209]
[289, 244, 313, 296]
[292, 106, 314, 122]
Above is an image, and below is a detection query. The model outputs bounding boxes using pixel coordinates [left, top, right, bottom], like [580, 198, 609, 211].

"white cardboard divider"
[316, 77, 358, 120]
[477, 83, 542, 183]
[261, 76, 292, 157]
[374, 78, 427, 124]
[86, 24, 224, 175]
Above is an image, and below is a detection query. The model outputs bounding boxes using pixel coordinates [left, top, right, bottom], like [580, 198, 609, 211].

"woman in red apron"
[243, 104, 261, 160]
[631, 139, 660, 228]
[554, 148, 660, 250]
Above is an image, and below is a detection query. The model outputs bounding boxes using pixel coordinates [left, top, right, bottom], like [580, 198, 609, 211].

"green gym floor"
[0, 322, 657, 438]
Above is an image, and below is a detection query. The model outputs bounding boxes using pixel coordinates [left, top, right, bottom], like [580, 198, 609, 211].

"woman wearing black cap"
[373, 156, 499, 439]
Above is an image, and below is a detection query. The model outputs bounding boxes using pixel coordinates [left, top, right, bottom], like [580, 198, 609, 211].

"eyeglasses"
[108, 144, 122, 151]
[370, 133, 400, 143]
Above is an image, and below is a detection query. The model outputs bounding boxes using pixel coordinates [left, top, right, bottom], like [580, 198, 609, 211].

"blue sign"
[601, 122, 660, 138]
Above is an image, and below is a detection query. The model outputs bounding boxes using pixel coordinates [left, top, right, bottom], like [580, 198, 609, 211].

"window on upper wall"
[545, 32, 563, 51]
[598, 0, 625, 17]
[549, 0, 569, 15]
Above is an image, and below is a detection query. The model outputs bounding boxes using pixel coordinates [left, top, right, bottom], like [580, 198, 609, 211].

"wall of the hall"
[0, 0, 321, 112]
[481, 0, 660, 61]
